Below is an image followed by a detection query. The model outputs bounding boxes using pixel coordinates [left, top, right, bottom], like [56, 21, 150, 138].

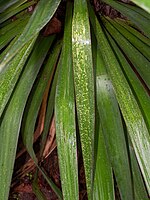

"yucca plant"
[0, 0, 150, 199]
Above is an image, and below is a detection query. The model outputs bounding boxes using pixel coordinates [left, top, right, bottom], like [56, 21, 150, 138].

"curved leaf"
[55, 2, 79, 200]
[91, 28, 133, 199]
[102, 0, 150, 38]
[0, 0, 61, 73]
[103, 17, 150, 88]
[0, 36, 52, 200]
[0, 35, 37, 117]
[91, 13, 150, 195]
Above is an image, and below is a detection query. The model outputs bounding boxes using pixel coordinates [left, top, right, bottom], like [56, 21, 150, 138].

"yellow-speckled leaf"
[55, 3, 79, 199]
[72, 0, 95, 199]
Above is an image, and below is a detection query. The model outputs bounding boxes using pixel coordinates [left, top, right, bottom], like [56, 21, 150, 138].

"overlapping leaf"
[0, 0, 61, 73]
[131, 0, 150, 13]
[0, 36, 37, 117]
[90, 15, 134, 198]
[0, 36, 52, 200]
[91, 10, 150, 194]
[102, 0, 150, 38]
[55, 3, 79, 199]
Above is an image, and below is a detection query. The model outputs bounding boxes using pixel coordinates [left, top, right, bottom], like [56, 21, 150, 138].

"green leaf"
[114, 18, 150, 46]
[0, 35, 37, 118]
[32, 171, 47, 200]
[91, 27, 133, 199]
[0, 0, 22, 13]
[72, 0, 95, 198]
[0, 14, 30, 50]
[106, 17, 150, 60]
[21, 35, 55, 160]
[106, 33, 150, 131]
[121, 3, 150, 20]
[55, 2, 79, 200]
[127, 134, 149, 200]
[131, 0, 150, 14]
[40, 67, 59, 158]
[102, 0, 150, 38]
[0, 12, 30, 35]
[21, 38, 63, 199]
[102, 17, 150, 88]
[93, 116, 114, 200]
[0, 0, 35, 24]
[90, 12, 150, 195]
[0, 0, 61, 72]
[0, 36, 52, 200]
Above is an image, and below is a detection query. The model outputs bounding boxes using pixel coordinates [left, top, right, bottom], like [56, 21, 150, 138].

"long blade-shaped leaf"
[0, 12, 30, 35]
[90, 11, 150, 194]
[0, 36, 52, 200]
[0, 36, 37, 117]
[55, 3, 79, 200]
[21, 35, 55, 159]
[91, 27, 133, 199]
[72, 0, 95, 198]
[0, 14, 30, 50]
[92, 31, 114, 200]
[106, 17, 150, 60]
[21, 39, 62, 199]
[127, 133, 149, 199]
[93, 115, 114, 200]
[0, 0, 27, 15]
[131, 0, 150, 14]
[0, 0, 35, 24]
[102, 0, 150, 38]
[106, 34, 150, 130]
[102, 17, 150, 89]
[114, 18, 150, 46]
[0, 0, 21, 13]
[0, 0, 61, 72]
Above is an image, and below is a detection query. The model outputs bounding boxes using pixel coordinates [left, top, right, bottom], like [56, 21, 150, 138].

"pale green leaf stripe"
[93, 117, 114, 200]
[131, 0, 150, 14]
[107, 34, 150, 131]
[91, 12, 150, 194]
[103, 18, 150, 89]
[0, 36, 52, 200]
[55, 2, 79, 200]
[0, 0, 61, 72]
[0, 36, 37, 118]
[72, 0, 95, 199]
[91, 32, 133, 199]
[106, 17, 150, 60]
[102, 0, 150, 38]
